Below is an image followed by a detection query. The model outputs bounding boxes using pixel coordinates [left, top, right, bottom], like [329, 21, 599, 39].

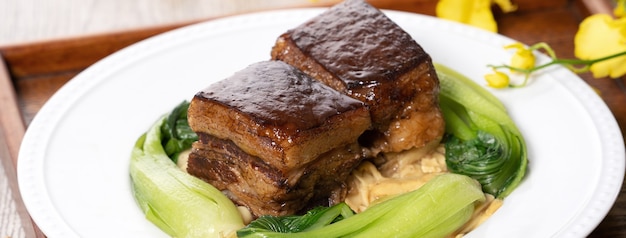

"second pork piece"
[186, 60, 371, 217]
[271, 0, 445, 155]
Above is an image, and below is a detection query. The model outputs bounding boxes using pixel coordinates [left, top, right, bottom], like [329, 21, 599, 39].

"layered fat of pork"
[186, 0, 446, 218]
[187, 61, 371, 217]
[271, 0, 445, 156]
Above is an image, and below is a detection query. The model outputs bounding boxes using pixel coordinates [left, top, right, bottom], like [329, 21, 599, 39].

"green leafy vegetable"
[237, 173, 485, 238]
[239, 203, 354, 235]
[129, 103, 244, 237]
[161, 101, 198, 161]
[436, 63, 528, 198]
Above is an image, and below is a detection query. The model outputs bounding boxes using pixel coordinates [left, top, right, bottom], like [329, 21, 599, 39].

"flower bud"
[485, 70, 510, 88]
[504, 43, 536, 71]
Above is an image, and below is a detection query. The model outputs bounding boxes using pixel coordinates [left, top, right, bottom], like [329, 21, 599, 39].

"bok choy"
[436, 63, 528, 198]
[237, 173, 485, 238]
[129, 102, 244, 237]
[161, 101, 198, 162]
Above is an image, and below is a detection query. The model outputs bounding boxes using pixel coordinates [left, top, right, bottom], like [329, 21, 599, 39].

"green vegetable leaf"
[239, 203, 354, 236]
[436, 63, 528, 198]
[130, 105, 244, 237]
[161, 101, 198, 161]
[237, 173, 485, 238]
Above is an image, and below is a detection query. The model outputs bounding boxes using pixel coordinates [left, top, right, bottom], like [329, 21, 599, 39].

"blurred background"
[0, 0, 338, 46]
[0, 0, 458, 46]
[2, 0, 289, 45]
[0, 0, 612, 46]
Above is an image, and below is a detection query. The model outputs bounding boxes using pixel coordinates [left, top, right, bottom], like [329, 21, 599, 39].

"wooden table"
[1, 0, 624, 237]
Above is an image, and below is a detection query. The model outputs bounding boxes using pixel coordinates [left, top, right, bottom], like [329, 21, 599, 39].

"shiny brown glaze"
[288, 0, 429, 88]
[272, 0, 445, 155]
[189, 61, 371, 170]
[196, 61, 365, 134]
[187, 60, 371, 217]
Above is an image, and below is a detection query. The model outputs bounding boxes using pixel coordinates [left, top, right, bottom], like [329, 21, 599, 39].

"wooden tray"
[1, 0, 624, 237]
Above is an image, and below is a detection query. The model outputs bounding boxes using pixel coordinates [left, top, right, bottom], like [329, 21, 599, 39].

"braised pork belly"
[187, 61, 371, 217]
[271, 0, 445, 156]
[187, 0, 445, 218]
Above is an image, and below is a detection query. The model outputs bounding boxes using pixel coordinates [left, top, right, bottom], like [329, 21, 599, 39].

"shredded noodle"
[345, 143, 502, 237]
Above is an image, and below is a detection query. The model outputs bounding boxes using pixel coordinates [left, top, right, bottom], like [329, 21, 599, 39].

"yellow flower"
[484, 70, 510, 88]
[504, 43, 536, 71]
[493, 0, 516, 12]
[574, 14, 626, 78]
[616, 0, 626, 18]
[436, 0, 516, 32]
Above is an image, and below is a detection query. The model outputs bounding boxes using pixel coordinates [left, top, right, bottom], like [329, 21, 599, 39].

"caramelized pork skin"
[271, 0, 445, 155]
[187, 0, 447, 218]
[187, 61, 371, 217]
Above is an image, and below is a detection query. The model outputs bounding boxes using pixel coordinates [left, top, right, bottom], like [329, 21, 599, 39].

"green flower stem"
[489, 42, 626, 87]
[530, 42, 556, 58]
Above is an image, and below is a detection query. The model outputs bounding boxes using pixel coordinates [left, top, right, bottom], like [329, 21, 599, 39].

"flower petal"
[616, 0, 626, 18]
[493, 0, 517, 13]
[436, 0, 497, 32]
[574, 14, 626, 78]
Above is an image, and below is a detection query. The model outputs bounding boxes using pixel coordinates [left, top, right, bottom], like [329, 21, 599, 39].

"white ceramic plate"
[17, 8, 625, 238]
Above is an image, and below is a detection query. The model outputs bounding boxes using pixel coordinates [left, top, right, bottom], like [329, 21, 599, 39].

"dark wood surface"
[0, 0, 624, 237]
